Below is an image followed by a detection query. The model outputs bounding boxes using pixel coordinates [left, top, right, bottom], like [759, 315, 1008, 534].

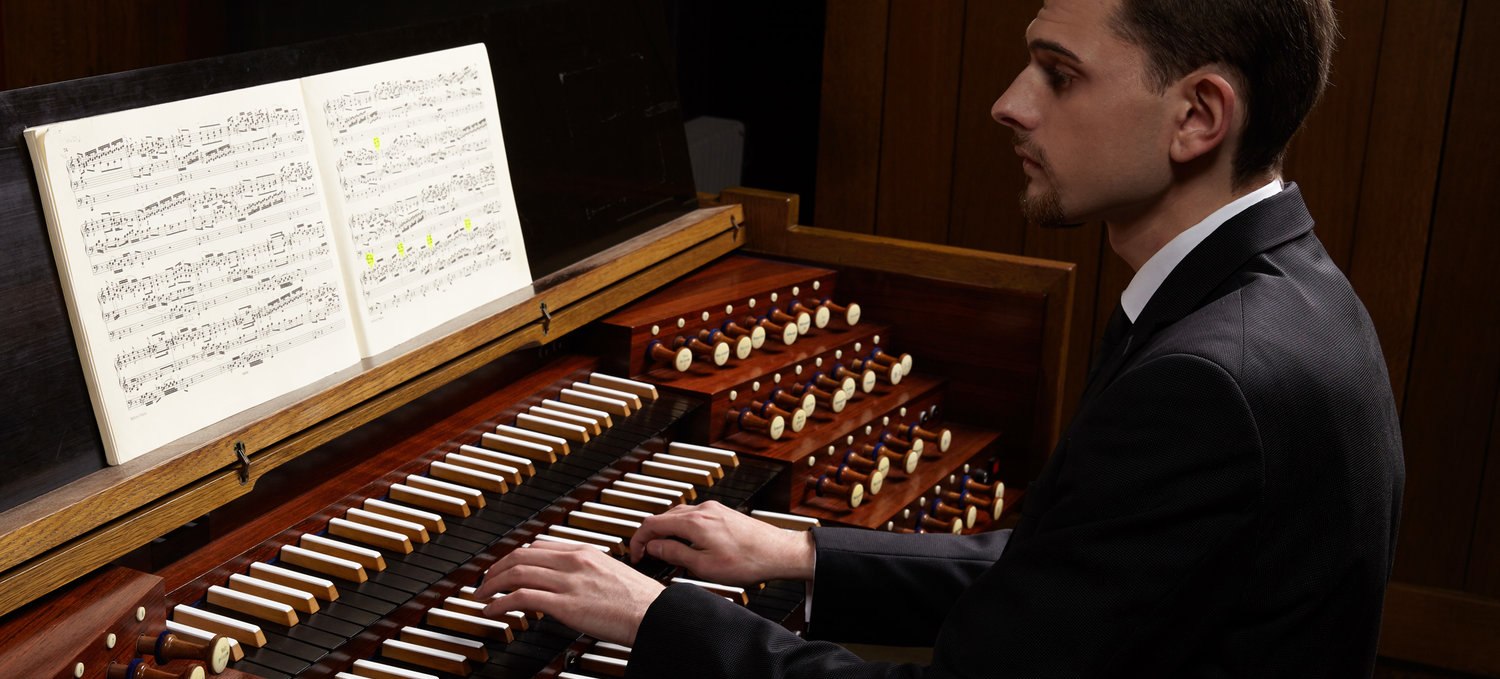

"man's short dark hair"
[1110, 0, 1338, 188]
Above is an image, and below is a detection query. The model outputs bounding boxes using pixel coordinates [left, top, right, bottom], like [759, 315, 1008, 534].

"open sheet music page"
[25, 82, 362, 465]
[302, 43, 532, 358]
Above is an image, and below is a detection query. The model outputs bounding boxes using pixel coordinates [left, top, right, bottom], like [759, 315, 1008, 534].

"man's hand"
[476, 542, 664, 646]
[629, 501, 815, 586]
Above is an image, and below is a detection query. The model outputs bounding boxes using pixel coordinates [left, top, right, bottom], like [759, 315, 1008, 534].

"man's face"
[992, 0, 1177, 227]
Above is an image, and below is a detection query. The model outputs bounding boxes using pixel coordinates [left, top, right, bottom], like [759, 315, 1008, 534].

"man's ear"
[1169, 71, 1238, 165]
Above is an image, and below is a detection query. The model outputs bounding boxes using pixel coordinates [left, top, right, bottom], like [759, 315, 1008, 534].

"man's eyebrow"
[1029, 38, 1082, 63]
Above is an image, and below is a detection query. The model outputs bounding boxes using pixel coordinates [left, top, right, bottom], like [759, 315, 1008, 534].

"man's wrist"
[781, 529, 816, 581]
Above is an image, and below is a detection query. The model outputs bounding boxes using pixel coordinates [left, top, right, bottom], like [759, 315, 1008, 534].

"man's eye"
[1045, 67, 1073, 89]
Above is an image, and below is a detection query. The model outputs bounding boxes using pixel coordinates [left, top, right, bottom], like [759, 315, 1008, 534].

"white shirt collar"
[1120, 178, 1284, 322]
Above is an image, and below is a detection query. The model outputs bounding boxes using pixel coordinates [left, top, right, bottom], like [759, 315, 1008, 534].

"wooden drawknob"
[959, 475, 1001, 496]
[917, 511, 963, 534]
[799, 382, 848, 413]
[861, 442, 920, 475]
[827, 463, 885, 495]
[853, 357, 903, 386]
[931, 500, 978, 529]
[770, 387, 816, 415]
[138, 631, 232, 674]
[906, 424, 953, 452]
[759, 316, 799, 345]
[704, 329, 753, 360]
[722, 319, 768, 350]
[823, 299, 862, 326]
[871, 349, 914, 375]
[841, 450, 890, 476]
[751, 400, 806, 433]
[945, 489, 1005, 521]
[879, 432, 925, 457]
[647, 340, 692, 372]
[768, 308, 816, 337]
[793, 301, 831, 329]
[834, 365, 878, 394]
[808, 475, 864, 508]
[109, 660, 206, 679]
[732, 408, 786, 440]
[678, 335, 730, 366]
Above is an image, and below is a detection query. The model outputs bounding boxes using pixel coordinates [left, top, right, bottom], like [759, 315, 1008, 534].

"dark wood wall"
[815, 0, 1500, 675]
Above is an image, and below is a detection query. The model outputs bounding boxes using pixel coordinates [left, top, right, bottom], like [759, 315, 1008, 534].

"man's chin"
[1019, 188, 1079, 229]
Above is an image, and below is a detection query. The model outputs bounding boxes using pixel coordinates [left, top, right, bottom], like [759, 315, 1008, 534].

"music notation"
[304, 43, 530, 355]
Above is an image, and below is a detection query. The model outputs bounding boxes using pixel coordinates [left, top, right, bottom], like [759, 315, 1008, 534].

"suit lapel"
[1078, 184, 1317, 411]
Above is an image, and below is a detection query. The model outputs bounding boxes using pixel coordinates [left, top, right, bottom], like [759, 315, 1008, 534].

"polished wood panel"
[813, 0, 891, 235]
[0, 567, 165, 674]
[872, 0, 965, 244]
[1345, 0, 1463, 408]
[1391, 0, 1500, 592]
[1380, 583, 1500, 676]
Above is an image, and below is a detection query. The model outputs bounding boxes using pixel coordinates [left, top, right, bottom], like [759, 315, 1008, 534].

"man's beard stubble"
[1014, 132, 1074, 229]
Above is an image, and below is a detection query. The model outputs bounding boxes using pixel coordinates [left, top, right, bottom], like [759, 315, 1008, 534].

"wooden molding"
[1380, 582, 1500, 675]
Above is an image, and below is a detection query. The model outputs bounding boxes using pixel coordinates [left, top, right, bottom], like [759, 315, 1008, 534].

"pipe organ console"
[0, 6, 1074, 678]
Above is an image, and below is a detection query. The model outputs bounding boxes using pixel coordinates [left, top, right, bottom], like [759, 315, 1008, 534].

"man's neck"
[1106, 170, 1278, 272]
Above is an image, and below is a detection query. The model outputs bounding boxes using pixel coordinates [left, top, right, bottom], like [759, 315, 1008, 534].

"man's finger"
[486, 588, 558, 620]
[645, 537, 704, 571]
[630, 509, 711, 561]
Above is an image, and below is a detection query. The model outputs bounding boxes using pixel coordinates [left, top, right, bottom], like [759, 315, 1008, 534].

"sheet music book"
[25, 44, 531, 465]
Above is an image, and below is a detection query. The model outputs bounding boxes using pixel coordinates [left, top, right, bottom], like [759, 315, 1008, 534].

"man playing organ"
[478, 0, 1404, 675]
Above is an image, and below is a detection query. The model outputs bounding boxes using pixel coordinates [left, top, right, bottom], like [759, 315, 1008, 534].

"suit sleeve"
[629, 353, 1263, 678]
[930, 353, 1264, 675]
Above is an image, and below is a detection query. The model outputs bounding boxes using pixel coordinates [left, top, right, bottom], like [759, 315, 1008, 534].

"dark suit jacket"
[628, 185, 1405, 678]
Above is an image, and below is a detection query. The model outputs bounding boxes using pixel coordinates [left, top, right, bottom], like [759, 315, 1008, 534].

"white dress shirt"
[1120, 179, 1284, 321]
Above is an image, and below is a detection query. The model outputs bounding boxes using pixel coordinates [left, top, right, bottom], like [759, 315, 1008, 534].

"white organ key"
[441, 596, 529, 629]
[352, 659, 442, 679]
[425, 608, 513, 642]
[249, 562, 339, 601]
[345, 507, 430, 544]
[599, 488, 673, 513]
[636, 462, 712, 490]
[611, 480, 685, 505]
[571, 381, 644, 409]
[301, 534, 386, 572]
[580, 501, 653, 523]
[328, 517, 414, 554]
[667, 441, 740, 468]
[567, 511, 641, 540]
[227, 573, 319, 614]
[579, 652, 630, 677]
[398, 626, 488, 662]
[541, 399, 613, 428]
[544, 525, 626, 555]
[381, 638, 470, 675]
[405, 475, 485, 509]
[389, 483, 471, 517]
[652, 452, 723, 480]
[456, 445, 534, 478]
[516, 412, 589, 443]
[207, 585, 299, 626]
[429, 459, 510, 493]
[475, 435, 553, 466]
[587, 372, 658, 401]
[364, 497, 447, 533]
[531, 534, 612, 553]
[559, 388, 630, 416]
[528, 405, 602, 435]
[670, 577, 750, 605]
[750, 510, 822, 531]
[280, 544, 366, 583]
[493, 424, 570, 456]
[172, 604, 267, 648]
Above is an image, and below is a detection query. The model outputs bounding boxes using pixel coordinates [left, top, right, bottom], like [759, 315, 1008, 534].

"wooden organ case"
[0, 3, 1075, 678]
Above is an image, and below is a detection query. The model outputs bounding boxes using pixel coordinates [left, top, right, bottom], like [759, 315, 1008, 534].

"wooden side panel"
[1281, 0, 1387, 271]
[1379, 583, 1500, 676]
[1346, 0, 1464, 408]
[813, 0, 891, 234]
[1392, 0, 1500, 590]
[946, 1, 1033, 254]
[1468, 393, 1500, 597]
[871, 0, 966, 244]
